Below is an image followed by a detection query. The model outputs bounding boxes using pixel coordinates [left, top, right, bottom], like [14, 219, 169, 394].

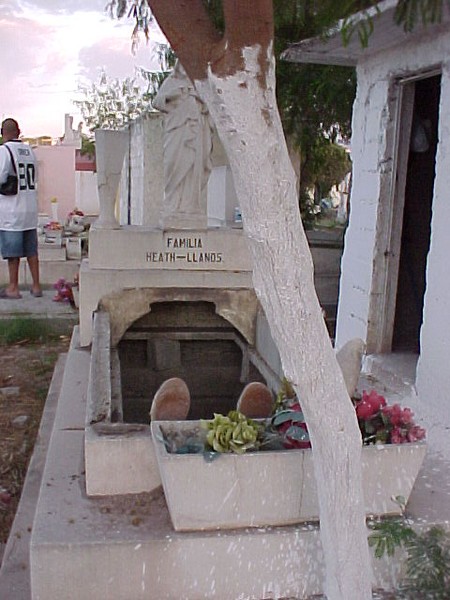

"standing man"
[0, 118, 41, 299]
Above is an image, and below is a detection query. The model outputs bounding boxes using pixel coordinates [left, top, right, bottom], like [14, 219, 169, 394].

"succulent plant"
[201, 411, 261, 454]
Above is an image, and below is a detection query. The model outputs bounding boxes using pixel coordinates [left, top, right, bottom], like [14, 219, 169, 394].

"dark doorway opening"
[392, 74, 441, 352]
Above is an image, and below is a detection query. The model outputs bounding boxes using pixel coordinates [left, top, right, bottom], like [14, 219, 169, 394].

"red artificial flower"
[356, 390, 387, 420]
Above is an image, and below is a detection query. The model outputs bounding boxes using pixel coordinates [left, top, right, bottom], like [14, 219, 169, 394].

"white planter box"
[151, 420, 427, 532]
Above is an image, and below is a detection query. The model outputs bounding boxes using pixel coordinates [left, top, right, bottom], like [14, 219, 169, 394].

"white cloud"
[0, 1, 166, 137]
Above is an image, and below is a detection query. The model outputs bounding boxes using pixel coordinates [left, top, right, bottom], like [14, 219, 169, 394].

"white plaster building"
[284, 1, 450, 446]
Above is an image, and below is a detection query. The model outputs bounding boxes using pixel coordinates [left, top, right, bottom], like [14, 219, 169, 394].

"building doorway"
[392, 74, 440, 352]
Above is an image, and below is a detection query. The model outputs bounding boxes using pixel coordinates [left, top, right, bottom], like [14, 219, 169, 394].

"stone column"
[94, 129, 128, 229]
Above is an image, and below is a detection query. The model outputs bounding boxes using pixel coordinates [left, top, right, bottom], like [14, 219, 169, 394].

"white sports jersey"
[0, 140, 38, 231]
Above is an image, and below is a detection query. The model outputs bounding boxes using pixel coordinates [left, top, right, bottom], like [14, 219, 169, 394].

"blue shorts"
[0, 229, 38, 259]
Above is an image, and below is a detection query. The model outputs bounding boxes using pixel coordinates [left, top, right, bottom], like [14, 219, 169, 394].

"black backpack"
[0, 145, 18, 196]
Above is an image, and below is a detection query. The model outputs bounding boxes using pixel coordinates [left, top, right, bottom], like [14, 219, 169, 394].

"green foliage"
[274, 377, 296, 412]
[369, 518, 450, 598]
[340, 3, 380, 48]
[302, 138, 351, 203]
[74, 38, 174, 133]
[369, 518, 417, 558]
[74, 69, 155, 132]
[402, 526, 450, 598]
[0, 318, 71, 345]
[202, 411, 261, 454]
[341, 0, 449, 46]
[273, 2, 357, 223]
[0, 318, 51, 345]
[394, 0, 449, 31]
[80, 134, 95, 157]
[105, 0, 448, 227]
[106, 0, 154, 50]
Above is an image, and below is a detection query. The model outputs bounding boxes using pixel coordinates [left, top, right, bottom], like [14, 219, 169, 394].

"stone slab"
[38, 245, 67, 261]
[88, 226, 252, 271]
[85, 425, 161, 496]
[0, 259, 80, 288]
[78, 260, 254, 347]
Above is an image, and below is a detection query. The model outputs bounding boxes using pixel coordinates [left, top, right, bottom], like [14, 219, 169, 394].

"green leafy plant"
[369, 517, 450, 598]
[201, 411, 261, 454]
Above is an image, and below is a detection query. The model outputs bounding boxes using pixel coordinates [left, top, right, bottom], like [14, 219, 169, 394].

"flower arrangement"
[52, 277, 75, 305]
[173, 382, 426, 457]
[67, 207, 84, 218]
[355, 389, 426, 445]
[271, 384, 426, 449]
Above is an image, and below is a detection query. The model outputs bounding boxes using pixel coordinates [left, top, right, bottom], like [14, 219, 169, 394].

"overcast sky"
[0, 0, 165, 138]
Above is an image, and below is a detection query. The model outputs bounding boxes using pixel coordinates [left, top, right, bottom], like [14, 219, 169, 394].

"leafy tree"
[303, 139, 351, 201]
[80, 134, 96, 157]
[394, 0, 449, 31]
[108, 0, 362, 222]
[74, 70, 154, 132]
[74, 45, 174, 134]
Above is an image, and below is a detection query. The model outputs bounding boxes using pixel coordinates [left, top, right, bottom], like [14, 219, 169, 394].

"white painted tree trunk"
[195, 46, 373, 600]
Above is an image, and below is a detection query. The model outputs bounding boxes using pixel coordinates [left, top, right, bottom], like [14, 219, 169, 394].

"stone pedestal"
[94, 129, 128, 230]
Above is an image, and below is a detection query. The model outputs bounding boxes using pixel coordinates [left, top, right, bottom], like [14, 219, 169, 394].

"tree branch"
[148, 0, 274, 83]
[223, 0, 273, 50]
[148, 0, 221, 80]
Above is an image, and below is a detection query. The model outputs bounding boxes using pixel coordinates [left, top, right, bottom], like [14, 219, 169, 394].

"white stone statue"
[153, 61, 213, 229]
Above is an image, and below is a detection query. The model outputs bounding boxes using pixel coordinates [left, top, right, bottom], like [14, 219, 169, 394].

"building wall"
[416, 60, 450, 413]
[75, 171, 99, 215]
[335, 28, 450, 414]
[34, 145, 77, 220]
[34, 142, 98, 223]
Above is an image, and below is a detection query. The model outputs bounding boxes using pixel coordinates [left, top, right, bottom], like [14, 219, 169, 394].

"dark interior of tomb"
[392, 74, 440, 353]
[118, 301, 266, 423]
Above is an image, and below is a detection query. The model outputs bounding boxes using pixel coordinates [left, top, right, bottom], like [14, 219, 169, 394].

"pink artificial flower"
[401, 407, 414, 425]
[407, 425, 426, 442]
[390, 427, 407, 444]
